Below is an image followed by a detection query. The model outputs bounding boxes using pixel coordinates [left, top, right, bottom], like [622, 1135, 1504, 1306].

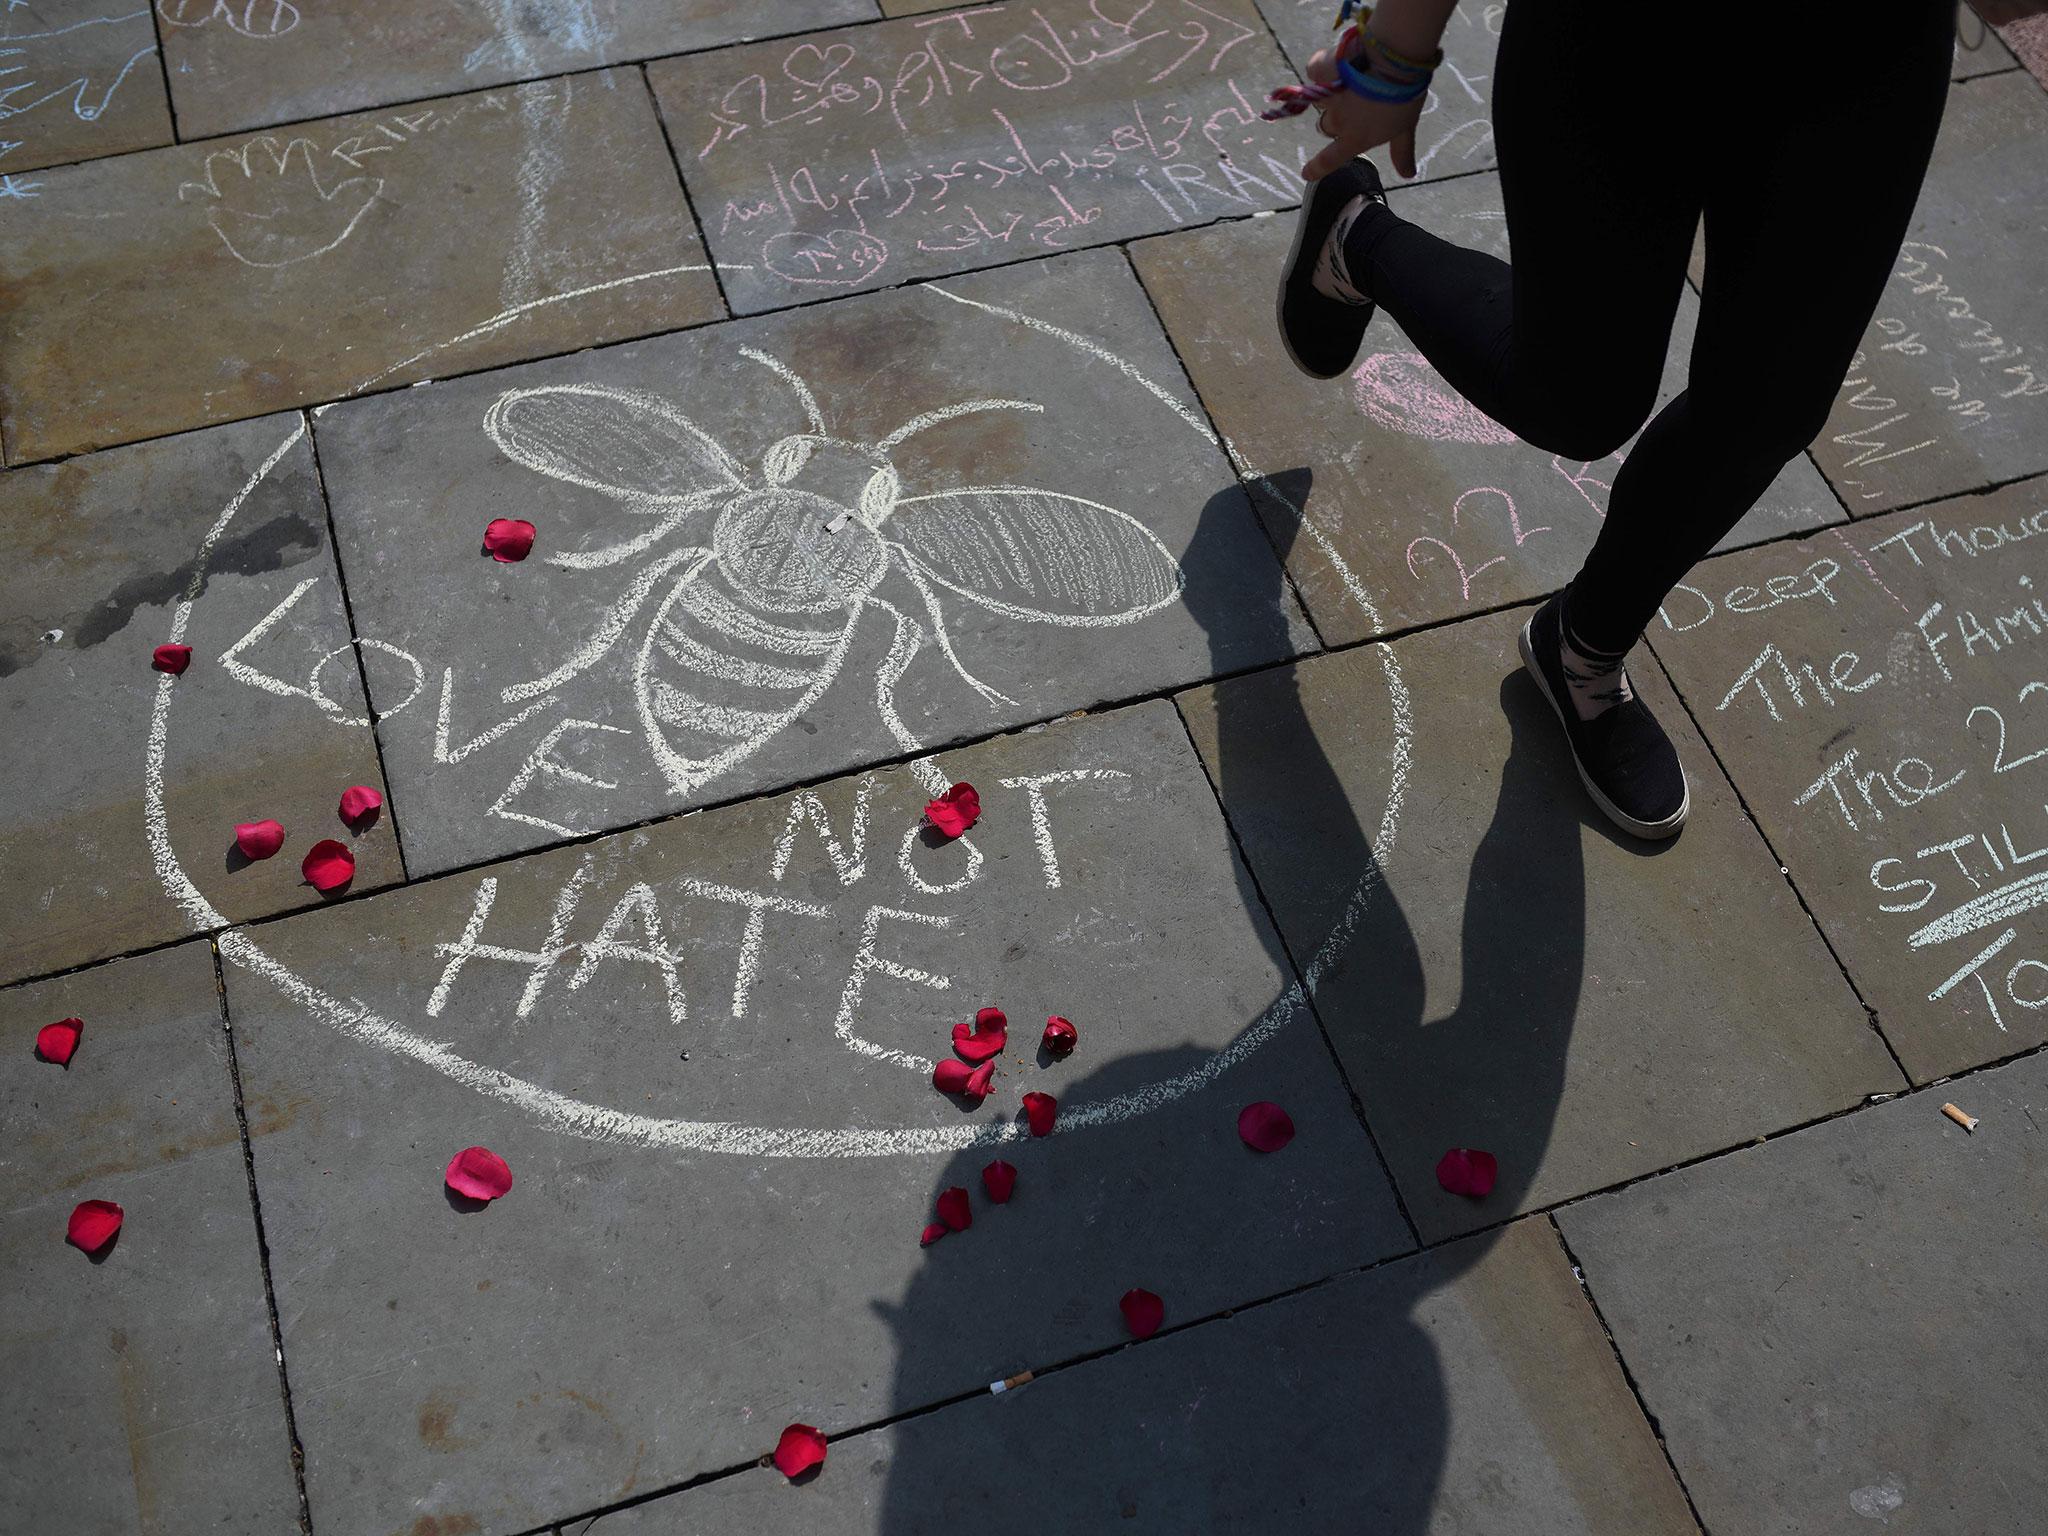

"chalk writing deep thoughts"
[655, 0, 1304, 304]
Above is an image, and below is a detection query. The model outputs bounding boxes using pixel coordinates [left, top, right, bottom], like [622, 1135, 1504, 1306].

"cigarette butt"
[1941, 1102, 1979, 1133]
[989, 1371, 1035, 1395]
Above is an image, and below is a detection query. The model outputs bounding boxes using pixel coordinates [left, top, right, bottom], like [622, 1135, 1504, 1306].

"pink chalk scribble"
[1352, 352, 1518, 445]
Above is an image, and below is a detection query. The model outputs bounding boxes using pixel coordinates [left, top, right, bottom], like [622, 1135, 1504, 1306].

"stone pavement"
[2, 6, 2045, 1535]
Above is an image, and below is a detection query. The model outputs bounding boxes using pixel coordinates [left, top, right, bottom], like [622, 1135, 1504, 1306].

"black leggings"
[1346, 0, 1957, 653]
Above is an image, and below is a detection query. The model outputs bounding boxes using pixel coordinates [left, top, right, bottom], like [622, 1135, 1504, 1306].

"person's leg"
[1563, 1, 1957, 654]
[1335, 0, 1703, 460]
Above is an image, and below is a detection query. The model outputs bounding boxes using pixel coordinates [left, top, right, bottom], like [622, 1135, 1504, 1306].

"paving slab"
[0, 1, 173, 174]
[1133, 174, 1842, 644]
[0, 70, 722, 464]
[1178, 607, 1900, 1243]
[1560, 1050, 2048, 1536]
[1806, 72, 2048, 514]
[1254, 0, 1500, 185]
[312, 247, 1313, 875]
[1953, 9, 2021, 77]
[647, 0, 1306, 315]
[0, 413, 402, 985]
[1646, 484, 2048, 1082]
[0, 942, 301, 1533]
[154, 0, 880, 141]
[582, 1218, 1694, 1536]
[217, 699, 1411, 1534]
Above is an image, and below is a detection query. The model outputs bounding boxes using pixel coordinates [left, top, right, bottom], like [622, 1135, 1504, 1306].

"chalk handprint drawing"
[483, 348, 1186, 798]
[179, 134, 380, 266]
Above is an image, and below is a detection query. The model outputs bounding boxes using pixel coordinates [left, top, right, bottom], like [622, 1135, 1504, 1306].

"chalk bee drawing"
[483, 349, 1186, 798]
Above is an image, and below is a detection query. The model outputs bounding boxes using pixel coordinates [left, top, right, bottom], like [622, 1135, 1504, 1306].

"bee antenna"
[737, 347, 827, 435]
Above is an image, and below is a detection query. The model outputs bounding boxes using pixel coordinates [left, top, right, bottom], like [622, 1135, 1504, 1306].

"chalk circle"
[153, 298, 1414, 1156]
[1353, 351, 1519, 445]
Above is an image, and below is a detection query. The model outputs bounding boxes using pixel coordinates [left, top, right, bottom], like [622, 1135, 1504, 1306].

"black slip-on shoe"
[1276, 157, 1385, 380]
[1518, 594, 1690, 840]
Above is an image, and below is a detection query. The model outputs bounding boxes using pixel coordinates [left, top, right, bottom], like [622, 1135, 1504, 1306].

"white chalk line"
[157, 287, 1415, 1156]
[352, 263, 723, 394]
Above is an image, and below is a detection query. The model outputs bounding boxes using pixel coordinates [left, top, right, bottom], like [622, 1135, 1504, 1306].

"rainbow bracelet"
[1337, 53, 1431, 104]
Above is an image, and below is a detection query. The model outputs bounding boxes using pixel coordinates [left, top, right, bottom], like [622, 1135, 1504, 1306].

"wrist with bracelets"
[1333, 4, 1441, 106]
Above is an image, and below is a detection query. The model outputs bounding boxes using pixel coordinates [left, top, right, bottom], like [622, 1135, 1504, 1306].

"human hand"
[1300, 45, 1428, 183]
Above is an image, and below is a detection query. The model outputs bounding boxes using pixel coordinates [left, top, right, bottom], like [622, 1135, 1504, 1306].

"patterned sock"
[1558, 601, 1635, 721]
[1310, 195, 1375, 305]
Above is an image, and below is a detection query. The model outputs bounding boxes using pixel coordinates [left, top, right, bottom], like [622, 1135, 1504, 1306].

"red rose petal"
[338, 784, 383, 829]
[923, 782, 981, 839]
[67, 1199, 123, 1255]
[920, 1221, 948, 1247]
[952, 1006, 1007, 1063]
[301, 838, 355, 892]
[444, 1145, 514, 1202]
[235, 819, 286, 860]
[1042, 1015, 1078, 1055]
[964, 1061, 995, 1100]
[936, 1186, 973, 1232]
[772, 1423, 828, 1479]
[1120, 1288, 1164, 1339]
[36, 1017, 83, 1066]
[932, 1059, 973, 1094]
[1435, 1147, 1499, 1199]
[483, 518, 537, 563]
[981, 1159, 1017, 1203]
[151, 643, 192, 675]
[1021, 1091, 1057, 1137]
[1237, 1101, 1296, 1153]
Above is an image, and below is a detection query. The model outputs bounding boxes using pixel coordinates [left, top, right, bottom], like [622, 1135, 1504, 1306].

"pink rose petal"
[301, 838, 354, 893]
[1435, 1147, 1498, 1199]
[772, 1423, 827, 1479]
[235, 820, 285, 860]
[151, 643, 192, 675]
[1120, 1288, 1163, 1339]
[1237, 1102, 1295, 1153]
[1021, 1091, 1057, 1137]
[483, 518, 536, 563]
[67, 1199, 123, 1255]
[444, 1145, 514, 1202]
[337, 785, 382, 829]
[981, 1159, 1017, 1204]
[923, 783, 980, 839]
[952, 1006, 1007, 1064]
[36, 1017, 83, 1066]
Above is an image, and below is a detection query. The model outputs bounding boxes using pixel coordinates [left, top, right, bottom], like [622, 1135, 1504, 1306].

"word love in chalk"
[424, 768, 1129, 1053]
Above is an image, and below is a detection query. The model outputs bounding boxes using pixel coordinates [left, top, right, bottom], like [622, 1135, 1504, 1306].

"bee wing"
[887, 487, 1183, 624]
[484, 384, 746, 501]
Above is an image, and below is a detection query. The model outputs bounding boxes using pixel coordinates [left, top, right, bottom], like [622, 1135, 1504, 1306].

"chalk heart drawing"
[1354, 351, 1518, 446]
[178, 135, 380, 267]
[483, 351, 1184, 803]
[148, 288, 1415, 1157]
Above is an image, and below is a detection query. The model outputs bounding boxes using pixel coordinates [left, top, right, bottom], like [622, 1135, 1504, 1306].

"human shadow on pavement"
[873, 476, 1605, 1531]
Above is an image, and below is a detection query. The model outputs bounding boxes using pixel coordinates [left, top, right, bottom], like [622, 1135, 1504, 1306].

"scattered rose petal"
[1436, 1147, 1498, 1199]
[483, 518, 537, 563]
[151, 643, 192, 675]
[773, 1423, 828, 1479]
[444, 1146, 514, 1202]
[932, 1059, 973, 1095]
[1042, 1016, 1078, 1055]
[981, 1159, 1016, 1203]
[952, 1006, 1007, 1063]
[936, 1186, 972, 1232]
[302, 838, 355, 893]
[1237, 1102, 1296, 1153]
[1021, 1091, 1057, 1137]
[36, 1017, 83, 1066]
[1120, 1288, 1163, 1339]
[964, 1061, 995, 1100]
[235, 820, 286, 860]
[923, 783, 981, 839]
[920, 1221, 948, 1247]
[67, 1200, 123, 1255]
[338, 784, 383, 829]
